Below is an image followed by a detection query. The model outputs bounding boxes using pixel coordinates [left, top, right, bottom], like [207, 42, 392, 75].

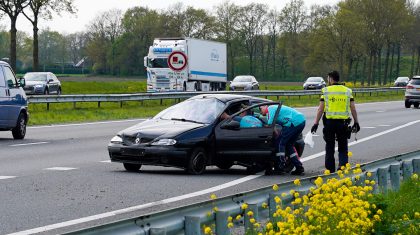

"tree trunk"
[384, 43, 390, 85]
[377, 48, 382, 85]
[416, 46, 420, 75]
[372, 53, 377, 86]
[10, 18, 17, 71]
[410, 47, 415, 78]
[389, 43, 395, 82]
[353, 59, 359, 85]
[361, 57, 366, 86]
[396, 43, 401, 77]
[367, 53, 373, 86]
[32, 21, 39, 71]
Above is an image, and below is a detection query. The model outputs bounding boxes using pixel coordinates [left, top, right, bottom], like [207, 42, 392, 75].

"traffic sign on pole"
[168, 51, 188, 71]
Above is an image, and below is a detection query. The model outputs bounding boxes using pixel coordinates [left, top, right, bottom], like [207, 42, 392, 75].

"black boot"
[291, 166, 305, 175]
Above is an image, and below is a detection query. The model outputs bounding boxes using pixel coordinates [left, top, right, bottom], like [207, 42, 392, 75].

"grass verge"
[28, 91, 405, 126]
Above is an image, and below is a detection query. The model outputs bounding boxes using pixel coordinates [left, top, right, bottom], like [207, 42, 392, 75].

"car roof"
[25, 72, 50, 74]
[190, 94, 269, 103]
[412, 75, 420, 79]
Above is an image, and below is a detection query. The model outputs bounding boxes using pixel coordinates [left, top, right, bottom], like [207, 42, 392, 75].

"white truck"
[144, 38, 227, 92]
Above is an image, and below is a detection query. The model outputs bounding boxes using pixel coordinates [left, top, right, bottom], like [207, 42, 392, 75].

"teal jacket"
[267, 105, 305, 127]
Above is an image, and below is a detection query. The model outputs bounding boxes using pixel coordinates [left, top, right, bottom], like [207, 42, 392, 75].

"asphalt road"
[0, 101, 419, 234]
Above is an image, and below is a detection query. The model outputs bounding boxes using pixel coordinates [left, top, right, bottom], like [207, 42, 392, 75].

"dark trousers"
[278, 121, 305, 168]
[323, 118, 349, 172]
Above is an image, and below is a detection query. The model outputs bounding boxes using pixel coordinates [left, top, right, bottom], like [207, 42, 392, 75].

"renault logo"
[135, 138, 140, 144]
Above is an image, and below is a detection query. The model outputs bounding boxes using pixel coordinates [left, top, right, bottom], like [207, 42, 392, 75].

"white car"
[394, 77, 409, 87]
[229, 75, 259, 91]
[303, 77, 326, 90]
[405, 76, 420, 108]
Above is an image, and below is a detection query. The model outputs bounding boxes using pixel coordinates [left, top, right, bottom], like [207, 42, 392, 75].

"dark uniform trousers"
[322, 117, 349, 172]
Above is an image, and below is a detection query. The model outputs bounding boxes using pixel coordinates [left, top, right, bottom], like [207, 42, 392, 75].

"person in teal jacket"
[260, 104, 305, 175]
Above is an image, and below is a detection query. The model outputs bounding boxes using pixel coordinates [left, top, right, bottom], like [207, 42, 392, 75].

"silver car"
[229, 75, 259, 91]
[23, 72, 62, 95]
[394, 77, 409, 87]
[405, 76, 420, 108]
[303, 77, 326, 90]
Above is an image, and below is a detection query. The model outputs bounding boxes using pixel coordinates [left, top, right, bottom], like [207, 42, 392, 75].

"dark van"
[0, 61, 29, 139]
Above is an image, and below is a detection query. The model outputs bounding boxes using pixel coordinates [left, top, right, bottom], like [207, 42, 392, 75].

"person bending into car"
[220, 106, 263, 128]
[260, 104, 305, 175]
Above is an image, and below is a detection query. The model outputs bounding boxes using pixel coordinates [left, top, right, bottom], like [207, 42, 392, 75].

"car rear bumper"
[405, 96, 420, 103]
[108, 144, 189, 168]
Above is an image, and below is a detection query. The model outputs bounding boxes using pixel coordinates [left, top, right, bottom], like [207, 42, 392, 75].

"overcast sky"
[0, 0, 419, 34]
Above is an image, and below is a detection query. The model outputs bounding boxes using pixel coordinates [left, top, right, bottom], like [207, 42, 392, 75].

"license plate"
[121, 148, 144, 157]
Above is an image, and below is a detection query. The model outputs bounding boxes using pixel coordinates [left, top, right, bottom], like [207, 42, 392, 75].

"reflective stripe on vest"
[323, 86, 351, 119]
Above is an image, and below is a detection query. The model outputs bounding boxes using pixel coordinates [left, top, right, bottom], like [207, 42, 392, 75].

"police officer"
[311, 71, 360, 173]
[260, 104, 306, 175]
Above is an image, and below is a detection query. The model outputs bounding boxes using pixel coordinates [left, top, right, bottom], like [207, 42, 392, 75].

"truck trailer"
[144, 38, 227, 92]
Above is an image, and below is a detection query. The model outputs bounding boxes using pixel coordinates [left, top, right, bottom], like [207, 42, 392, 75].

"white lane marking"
[378, 124, 391, 127]
[362, 127, 376, 129]
[375, 110, 386, 113]
[28, 119, 145, 129]
[44, 167, 77, 171]
[0, 176, 16, 180]
[100, 160, 111, 163]
[302, 120, 420, 162]
[9, 142, 49, 147]
[7, 175, 260, 235]
[10, 119, 419, 235]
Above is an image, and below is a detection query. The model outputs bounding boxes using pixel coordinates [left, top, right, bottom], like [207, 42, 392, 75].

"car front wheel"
[12, 112, 27, 139]
[123, 163, 141, 172]
[405, 99, 411, 108]
[187, 147, 207, 175]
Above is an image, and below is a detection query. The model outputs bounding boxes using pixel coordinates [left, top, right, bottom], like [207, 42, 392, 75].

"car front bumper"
[108, 143, 189, 168]
[24, 86, 45, 95]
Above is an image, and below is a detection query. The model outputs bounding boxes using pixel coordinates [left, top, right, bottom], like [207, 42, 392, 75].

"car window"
[409, 79, 420, 85]
[0, 66, 5, 87]
[396, 77, 409, 82]
[154, 98, 225, 124]
[233, 77, 252, 82]
[4, 66, 17, 88]
[307, 77, 323, 82]
[25, 73, 47, 81]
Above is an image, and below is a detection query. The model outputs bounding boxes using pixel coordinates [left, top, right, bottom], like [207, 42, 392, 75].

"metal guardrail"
[27, 87, 405, 109]
[67, 150, 420, 235]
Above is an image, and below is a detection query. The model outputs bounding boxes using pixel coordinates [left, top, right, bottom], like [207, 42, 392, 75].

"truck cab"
[144, 38, 227, 92]
[0, 61, 29, 139]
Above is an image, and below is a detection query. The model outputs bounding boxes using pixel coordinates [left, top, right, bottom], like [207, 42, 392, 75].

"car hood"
[118, 118, 205, 140]
[231, 81, 252, 87]
[25, 81, 45, 86]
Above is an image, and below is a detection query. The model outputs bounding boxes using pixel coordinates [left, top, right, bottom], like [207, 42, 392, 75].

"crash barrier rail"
[67, 150, 420, 235]
[28, 87, 405, 110]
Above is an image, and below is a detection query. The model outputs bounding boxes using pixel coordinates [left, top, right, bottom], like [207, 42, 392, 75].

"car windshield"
[25, 73, 47, 81]
[154, 98, 225, 124]
[409, 79, 420, 85]
[307, 77, 323, 82]
[233, 77, 252, 82]
[148, 58, 169, 68]
[396, 77, 409, 82]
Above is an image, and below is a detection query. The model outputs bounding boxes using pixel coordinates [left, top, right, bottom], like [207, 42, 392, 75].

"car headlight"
[151, 139, 177, 146]
[110, 135, 123, 144]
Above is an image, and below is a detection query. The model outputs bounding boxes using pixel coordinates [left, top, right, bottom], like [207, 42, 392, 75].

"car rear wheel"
[123, 163, 141, 172]
[12, 112, 27, 139]
[187, 147, 207, 175]
[405, 99, 411, 108]
[414, 103, 419, 108]
[216, 161, 233, 170]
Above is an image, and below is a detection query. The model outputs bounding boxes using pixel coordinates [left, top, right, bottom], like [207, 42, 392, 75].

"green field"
[28, 80, 405, 125]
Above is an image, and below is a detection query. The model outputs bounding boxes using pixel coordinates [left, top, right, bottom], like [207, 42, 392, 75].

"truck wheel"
[12, 112, 27, 139]
[123, 163, 141, 172]
[405, 99, 411, 108]
[187, 147, 207, 175]
[414, 103, 419, 108]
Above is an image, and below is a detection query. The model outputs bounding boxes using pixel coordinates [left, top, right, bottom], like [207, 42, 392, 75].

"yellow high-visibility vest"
[321, 85, 353, 119]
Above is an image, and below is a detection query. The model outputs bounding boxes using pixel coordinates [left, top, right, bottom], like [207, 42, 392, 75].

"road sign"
[168, 51, 188, 71]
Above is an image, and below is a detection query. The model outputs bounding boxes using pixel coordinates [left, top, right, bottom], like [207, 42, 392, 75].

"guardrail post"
[73, 102, 76, 109]
[185, 216, 201, 235]
[244, 203, 258, 231]
[216, 210, 229, 235]
[120, 101, 123, 108]
[366, 170, 378, 193]
[150, 228, 166, 235]
[160, 99, 163, 105]
[402, 160, 413, 181]
[389, 164, 400, 191]
[377, 167, 389, 192]
[47, 102, 50, 111]
[269, 193, 278, 221]
[413, 159, 420, 174]
[98, 101, 101, 108]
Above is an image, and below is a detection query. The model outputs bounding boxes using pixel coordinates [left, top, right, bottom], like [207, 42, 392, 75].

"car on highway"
[229, 75, 259, 91]
[394, 76, 409, 87]
[0, 61, 29, 139]
[23, 72, 62, 95]
[303, 77, 326, 90]
[405, 75, 420, 108]
[108, 94, 304, 174]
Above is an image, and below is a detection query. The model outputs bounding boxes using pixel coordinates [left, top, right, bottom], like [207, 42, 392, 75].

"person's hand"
[352, 123, 360, 133]
[311, 124, 318, 134]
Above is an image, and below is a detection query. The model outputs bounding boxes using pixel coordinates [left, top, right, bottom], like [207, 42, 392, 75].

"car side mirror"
[48, 78, 54, 83]
[18, 77, 25, 87]
[221, 120, 240, 130]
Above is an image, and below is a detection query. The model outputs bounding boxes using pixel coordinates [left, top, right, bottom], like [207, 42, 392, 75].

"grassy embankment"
[28, 80, 405, 125]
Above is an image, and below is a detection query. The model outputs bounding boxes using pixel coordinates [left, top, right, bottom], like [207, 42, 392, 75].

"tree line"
[0, 0, 419, 84]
